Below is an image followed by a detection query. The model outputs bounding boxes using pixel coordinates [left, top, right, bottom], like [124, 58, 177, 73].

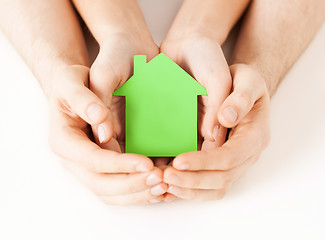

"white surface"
[1, 1, 325, 239]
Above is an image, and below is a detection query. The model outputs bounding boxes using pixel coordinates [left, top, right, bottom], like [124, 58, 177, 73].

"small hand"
[89, 33, 159, 147]
[163, 64, 271, 201]
[160, 33, 232, 201]
[161, 34, 232, 146]
[48, 65, 167, 205]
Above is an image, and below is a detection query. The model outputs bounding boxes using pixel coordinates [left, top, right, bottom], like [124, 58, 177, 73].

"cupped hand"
[161, 34, 232, 147]
[48, 65, 167, 205]
[163, 64, 271, 201]
[160, 33, 232, 201]
[89, 33, 159, 147]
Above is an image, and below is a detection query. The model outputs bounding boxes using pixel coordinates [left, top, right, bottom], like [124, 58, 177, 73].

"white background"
[1, 1, 324, 239]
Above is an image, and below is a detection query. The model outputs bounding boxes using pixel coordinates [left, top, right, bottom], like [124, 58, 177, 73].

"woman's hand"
[71, 0, 160, 147]
[48, 65, 167, 205]
[89, 33, 159, 147]
[159, 32, 232, 201]
[161, 33, 232, 148]
[163, 64, 271, 201]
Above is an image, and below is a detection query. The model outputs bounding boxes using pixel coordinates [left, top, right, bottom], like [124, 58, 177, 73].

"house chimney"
[133, 55, 147, 75]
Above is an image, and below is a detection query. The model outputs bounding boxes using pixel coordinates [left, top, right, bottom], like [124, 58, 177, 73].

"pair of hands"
[48, 30, 270, 205]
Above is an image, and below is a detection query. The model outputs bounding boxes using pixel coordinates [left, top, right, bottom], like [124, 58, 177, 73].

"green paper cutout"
[113, 53, 207, 157]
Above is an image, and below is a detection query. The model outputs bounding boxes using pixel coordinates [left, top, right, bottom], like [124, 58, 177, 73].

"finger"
[167, 185, 226, 201]
[56, 65, 109, 126]
[153, 157, 171, 167]
[100, 136, 122, 153]
[162, 193, 178, 203]
[164, 154, 259, 190]
[173, 97, 270, 171]
[218, 64, 267, 128]
[60, 159, 163, 196]
[89, 55, 129, 144]
[99, 183, 168, 206]
[49, 105, 154, 173]
[182, 42, 232, 145]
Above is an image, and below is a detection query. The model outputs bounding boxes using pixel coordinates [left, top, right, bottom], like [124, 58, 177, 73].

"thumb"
[200, 71, 232, 146]
[218, 64, 267, 128]
[57, 65, 108, 124]
[89, 64, 122, 145]
[57, 65, 113, 143]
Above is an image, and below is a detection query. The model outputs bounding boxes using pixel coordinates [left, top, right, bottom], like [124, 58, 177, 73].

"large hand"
[49, 65, 167, 205]
[163, 64, 271, 201]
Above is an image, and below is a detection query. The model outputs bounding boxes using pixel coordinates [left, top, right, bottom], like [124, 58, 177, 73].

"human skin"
[71, 0, 173, 203]
[1, 0, 324, 204]
[0, 0, 168, 205]
[160, 0, 251, 201]
[163, 0, 325, 201]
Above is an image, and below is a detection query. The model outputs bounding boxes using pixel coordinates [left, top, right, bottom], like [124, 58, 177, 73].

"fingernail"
[165, 175, 180, 185]
[149, 198, 161, 204]
[87, 103, 104, 123]
[212, 125, 219, 142]
[167, 186, 182, 195]
[98, 125, 105, 143]
[136, 164, 151, 172]
[146, 174, 162, 186]
[150, 185, 166, 196]
[223, 107, 238, 123]
[175, 163, 190, 170]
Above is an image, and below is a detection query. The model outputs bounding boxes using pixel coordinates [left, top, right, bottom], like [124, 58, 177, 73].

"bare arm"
[0, 0, 88, 97]
[162, 0, 325, 202]
[71, 0, 154, 46]
[0, 0, 159, 205]
[232, 0, 325, 96]
[164, 0, 251, 44]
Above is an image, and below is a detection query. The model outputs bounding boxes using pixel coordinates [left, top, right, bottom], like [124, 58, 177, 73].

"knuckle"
[127, 181, 141, 194]
[235, 90, 253, 109]
[219, 172, 233, 189]
[190, 173, 201, 188]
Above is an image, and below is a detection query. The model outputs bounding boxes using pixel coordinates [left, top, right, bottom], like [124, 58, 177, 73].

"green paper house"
[113, 53, 207, 157]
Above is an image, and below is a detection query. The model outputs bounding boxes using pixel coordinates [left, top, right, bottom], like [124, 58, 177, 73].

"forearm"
[165, 0, 251, 44]
[232, 0, 325, 96]
[0, 0, 88, 97]
[71, 0, 153, 46]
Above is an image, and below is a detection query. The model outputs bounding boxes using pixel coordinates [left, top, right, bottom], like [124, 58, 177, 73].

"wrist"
[166, 0, 249, 45]
[164, 24, 227, 46]
[74, 0, 152, 46]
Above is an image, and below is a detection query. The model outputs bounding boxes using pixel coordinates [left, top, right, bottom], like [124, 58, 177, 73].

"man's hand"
[49, 65, 167, 205]
[163, 64, 270, 201]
